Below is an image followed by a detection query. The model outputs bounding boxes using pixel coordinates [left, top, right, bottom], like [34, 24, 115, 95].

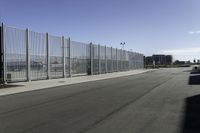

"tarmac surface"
[0, 67, 200, 133]
[0, 69, 152, 96]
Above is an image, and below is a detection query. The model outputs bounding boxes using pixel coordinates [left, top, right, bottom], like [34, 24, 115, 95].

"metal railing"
[0, 23, 144, 83]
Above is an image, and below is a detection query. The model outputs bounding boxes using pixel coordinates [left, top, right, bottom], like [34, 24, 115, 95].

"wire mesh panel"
[49, 35, 63, 78]
[141, 54, 143, 68]
[139, 54, 144, 69]
[92, 44, 99, 74]
[121, 50, 125, 71]
[137, 53, 141, 69]
[121, 50, 124, 70]
[71, 41, 90, 76]
[122, 50, 128, 71]
[64, 38, 69, 77]
[4, 26, 27, 82]
[100, 46, 106, 73]
[128, 52, 132, 70]
[124, 51, 130, 70]
[134, 53, 137, 69]
[136, 53, 139, 69]
[117, 49, 122, 71]
[106, 47, 112, 73]
[112, 48, 117, 72]
[138, 53, 141, 69]
[129, 52, 134, 70]
[29, 31, 47, 80]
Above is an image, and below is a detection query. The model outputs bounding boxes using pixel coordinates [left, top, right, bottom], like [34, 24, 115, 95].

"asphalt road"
[0, 68, 200, 133]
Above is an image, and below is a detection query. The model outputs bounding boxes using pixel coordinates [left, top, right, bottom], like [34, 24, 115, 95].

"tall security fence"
[0, 24, 144, 83]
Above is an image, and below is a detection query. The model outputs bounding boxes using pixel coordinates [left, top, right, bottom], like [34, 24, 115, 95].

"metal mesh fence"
[100, 45, 106, 73]
[112, 48, 117, 72]
[139, 53, 144, 69]
[64, 38, 70, 77]
[92, 44, 99, 74]
[71, 41, 90, 76]
[4, 26, 27, 82]
[106, 47, 112, 73]
[129, 52, 135, 70]
[49, 35, 63, 78]
[124, 51, 130, 70]
[135, 53, 143, 69]
[29, 30, 47, 80]
[136, 53, 139, 69]
[133, 52, 138, 69]
[121, 50, 125, 71]
[117, 49, 122, 71]
[1, 24, 144, 83]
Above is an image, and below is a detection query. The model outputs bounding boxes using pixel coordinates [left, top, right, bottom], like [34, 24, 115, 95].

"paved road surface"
[0, 68, 200, 133]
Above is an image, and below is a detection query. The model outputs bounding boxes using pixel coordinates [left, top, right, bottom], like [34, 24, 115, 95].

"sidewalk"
[0, 69, 155, 96]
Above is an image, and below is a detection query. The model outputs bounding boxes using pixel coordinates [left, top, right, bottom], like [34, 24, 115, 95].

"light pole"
[120, 42, 126, 50]
[120, 42, 126, 70]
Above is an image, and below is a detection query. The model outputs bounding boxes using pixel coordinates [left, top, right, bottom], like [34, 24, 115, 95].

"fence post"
[129, 52, 131, 70]
[62, 36, 65, 78]
[26, 28, 30, 81]
[68, 37, 71, 77]
[46, 33, 50, 79]
[90, 42, 93, 75]
[131, 52, 133, 70]
[116, 48, 118, 72]
[111, 47, 113, 73]
[120, 49, 122, 71]
[98, 44, 101, 74]
[105, 45, 107, 73]
[123, 50, 124, 70]
[1, 23, 7, 84]
[142, 54, 144, 69]
[0, 24, 2, 83]
[135, 52, 138, 69]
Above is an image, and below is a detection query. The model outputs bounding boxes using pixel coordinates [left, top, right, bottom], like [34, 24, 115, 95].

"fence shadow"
[188, 70, 200, 85]
[189, 75, 200, 85]
[190, 70, 200, 75]
[0, 84, 24, 89]
[181, 95, 200, 133]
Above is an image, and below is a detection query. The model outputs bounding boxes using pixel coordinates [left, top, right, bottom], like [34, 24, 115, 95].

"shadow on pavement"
[0, 84, 24, 89]
[188, 70, 200, 85]
[181, 95, 200, 133]
[189, 75, 200, 85]
[190, 70, 200, 75]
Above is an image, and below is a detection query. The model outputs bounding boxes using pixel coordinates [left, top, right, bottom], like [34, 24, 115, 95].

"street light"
[120, 42, 126, 50]
[120, 42, 126, 70]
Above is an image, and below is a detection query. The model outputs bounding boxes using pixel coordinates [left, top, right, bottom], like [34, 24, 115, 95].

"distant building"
[145, 55, 173, 66]
[166, 55, 173, 65]
[174, 60, 186, 65]
[145, 56, 153, 65]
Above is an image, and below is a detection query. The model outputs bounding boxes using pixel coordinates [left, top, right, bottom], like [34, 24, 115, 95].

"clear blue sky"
[1, 0, 200, 61]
